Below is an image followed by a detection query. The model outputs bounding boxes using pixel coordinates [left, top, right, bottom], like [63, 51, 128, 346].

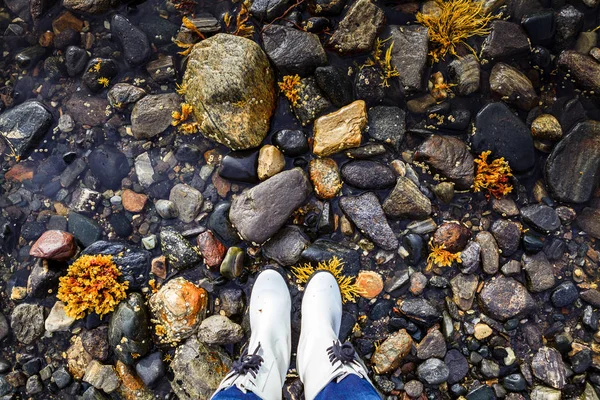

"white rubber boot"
[212, 269, 291, 400]
[297, 271, 375, 400]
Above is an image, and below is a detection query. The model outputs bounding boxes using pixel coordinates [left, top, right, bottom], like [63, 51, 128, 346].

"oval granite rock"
[182, 34, 276, 150]
[545, 120, 600, 203]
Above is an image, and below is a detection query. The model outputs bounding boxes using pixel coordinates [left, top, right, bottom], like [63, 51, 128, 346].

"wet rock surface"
[473, 102, 535, 172]
[479, 276, 535, 321]
[1, 0, 600, 399]
[340, 192, 398, 251]
[229, 168, 311, 244]
[328, 0, 384, 54]
[262, 25, 326, 76]
[545, 120, 600, 203]
[182, 34, 276, 150]
[0, 101, 52, 158]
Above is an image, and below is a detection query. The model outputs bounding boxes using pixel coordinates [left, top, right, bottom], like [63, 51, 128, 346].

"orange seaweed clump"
[171, 103, 198, 135]
[473, 150, 513, 199]
[278, 75, 302, 107]
[57, 254, 129, 320]
[426, 240, 462, 271]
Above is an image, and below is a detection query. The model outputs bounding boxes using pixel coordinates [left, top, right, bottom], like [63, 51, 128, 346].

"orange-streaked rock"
[309, 158, 342, 200]
[149, 277, 208, 343]
[355, 271, 384, 299]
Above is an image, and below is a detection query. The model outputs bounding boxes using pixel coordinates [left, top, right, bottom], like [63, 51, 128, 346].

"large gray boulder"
[182, 34, 276, 150]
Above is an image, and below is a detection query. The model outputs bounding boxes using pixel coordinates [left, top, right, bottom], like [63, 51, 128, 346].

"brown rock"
[557, 50, 600, 93]
[83, 360, 119, 393]
[577, 207, 600, 239]
[212, 174, 231, 198]
[52, 11, 84, 34]
[82, 327, 110, 361]
[475, 231, 499, 275]
[309, 158, 342, 199]
[313, 100, 366, 156]
[328, 0, 385, 54]
[257, 145, 285, 180]
[197, 231, 227, 269]
[29, 230, 77, 261]
[355, 271, 383, 299]
[414, 135, 474, 189]
[474, 323, 493, 340]
[382, 177, 432, 220]
[5, 163, 35, 182]
[151, 256, 167, 279]
[115, 361, 153, 400]
[121, 189, 147, 213]
[66, 335, 94, 380]
[149, 277, 209, 343]
[581, 289, 600, 307]
[450, 273, 478, 311]
[531, 114, 563, 141]
[479, 276, 535, 321]
[489, 62, 538, 111]
[433, 222, 470, 253]
[371, 329, 413, 374]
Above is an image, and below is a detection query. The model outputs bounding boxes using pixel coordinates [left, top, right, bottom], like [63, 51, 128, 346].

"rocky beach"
[1, 0, 600, 399]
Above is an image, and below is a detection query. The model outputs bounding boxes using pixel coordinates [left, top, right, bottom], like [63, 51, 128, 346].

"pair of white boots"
[212, 270, 375, 400]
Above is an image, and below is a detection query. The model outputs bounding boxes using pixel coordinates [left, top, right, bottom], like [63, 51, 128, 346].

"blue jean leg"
[212, 374, 380, 400]
[314, 374, 381, 400]
[212, 386, 262, 400]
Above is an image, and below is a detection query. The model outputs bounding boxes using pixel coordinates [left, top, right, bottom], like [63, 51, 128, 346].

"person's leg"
[211, 269, 292, 400]
[297, 271, 381, 400]
[314, 374, 381, 400]
[212, 386, 262, 400]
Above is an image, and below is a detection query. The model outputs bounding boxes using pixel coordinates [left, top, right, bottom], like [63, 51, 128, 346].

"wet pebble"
[197, 315, 244, 345]
[417, 358, 449, 385]
[263, 225, 309, 266]
[111, 14, 151, 66]
[479, 276, 535, 321]
[135, 352, 164, 387]
[315, 66, 353, 107]
[108, 293, 150, 365]
[88, 145, 129, 190]
[341, 160, 395, 190]
[272, 129, 309, 156]
[262, 25, 326, 75]
[340, 192, 398, 251]
[169, 183, 203, 224]
[473, 102, 535, 172]
[520, 204, 560, 233]
[229, 168, 312, 244]
[218, 150, 259, 184]
[131, 93, 180, 140]
[64, 46, 88, 77]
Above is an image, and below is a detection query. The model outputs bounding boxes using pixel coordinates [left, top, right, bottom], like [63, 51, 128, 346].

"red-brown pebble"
[197, 231, 227, 269]
[121, 189, 148, 213]
[29, 230, 77, 261]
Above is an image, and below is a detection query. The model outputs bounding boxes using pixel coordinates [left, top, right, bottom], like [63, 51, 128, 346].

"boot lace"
[327, 340, 357, 365]
[231, 343, 264, 379]
[326, 340, 370, 381]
